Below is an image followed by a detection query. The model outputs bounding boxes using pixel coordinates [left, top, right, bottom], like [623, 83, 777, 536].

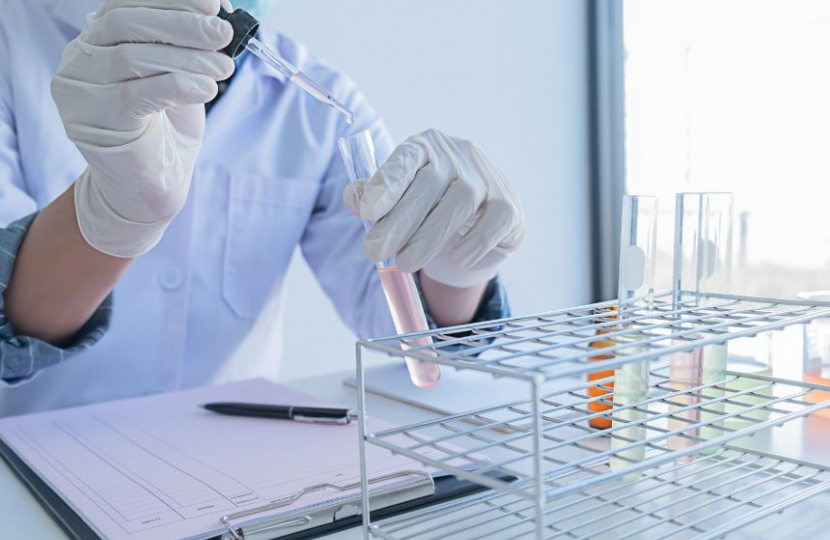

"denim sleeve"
[416, 273, 510, 331]
[0, 213, 113, 385]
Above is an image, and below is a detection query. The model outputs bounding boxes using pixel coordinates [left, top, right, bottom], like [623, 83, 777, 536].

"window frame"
[587, 0, 626, 302]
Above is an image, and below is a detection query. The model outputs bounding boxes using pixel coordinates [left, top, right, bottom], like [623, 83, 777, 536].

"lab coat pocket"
[223, 173, 321, 319]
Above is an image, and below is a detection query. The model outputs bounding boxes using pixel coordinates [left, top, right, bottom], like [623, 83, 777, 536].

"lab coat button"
[159, 268, 184, 291]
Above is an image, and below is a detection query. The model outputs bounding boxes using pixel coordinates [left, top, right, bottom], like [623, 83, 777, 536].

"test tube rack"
[355, 291, 830, 540]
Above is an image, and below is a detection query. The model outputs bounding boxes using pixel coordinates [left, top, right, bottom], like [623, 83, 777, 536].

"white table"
[3, 370, 830, 539]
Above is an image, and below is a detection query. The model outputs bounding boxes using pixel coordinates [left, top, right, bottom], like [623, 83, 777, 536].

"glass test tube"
[338, 131, 441, 388]
[700, 198, 770, 430]
[587, 307, 617, 429]
[721, 334, 773, 428]
[800, 291, 830, 419]
[610, 195, 658, 481]
[670, 192, 733, 454]
[697, 194, 734, 445]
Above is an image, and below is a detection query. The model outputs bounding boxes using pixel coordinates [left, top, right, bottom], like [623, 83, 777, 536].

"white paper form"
[0, 379, 438, 540]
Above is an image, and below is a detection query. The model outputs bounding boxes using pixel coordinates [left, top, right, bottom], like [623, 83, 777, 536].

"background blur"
[231, 0, 830, 383]
[233, 1, 595, 381]
[624, 0, 830, 297]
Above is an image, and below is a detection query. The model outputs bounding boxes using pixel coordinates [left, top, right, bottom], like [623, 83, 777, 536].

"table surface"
[3, 369, 830, 540]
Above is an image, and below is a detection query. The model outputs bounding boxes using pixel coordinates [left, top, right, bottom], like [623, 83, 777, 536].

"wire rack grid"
[355, 292, 830, 540]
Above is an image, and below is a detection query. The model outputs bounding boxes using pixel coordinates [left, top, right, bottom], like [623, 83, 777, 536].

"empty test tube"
[339, 131, 441, 388]
[610, 195, 658, 481]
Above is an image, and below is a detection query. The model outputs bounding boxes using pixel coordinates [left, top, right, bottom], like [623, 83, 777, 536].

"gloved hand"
[51, 0, 236, 257]
[344, 129, 524, 288]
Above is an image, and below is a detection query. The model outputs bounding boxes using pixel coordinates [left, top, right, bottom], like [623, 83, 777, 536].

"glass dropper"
[218, 7, 355, 124]
[245, 38, 354, 124]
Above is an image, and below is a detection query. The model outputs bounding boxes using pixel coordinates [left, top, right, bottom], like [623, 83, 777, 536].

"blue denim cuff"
[0, 213, 113, 384]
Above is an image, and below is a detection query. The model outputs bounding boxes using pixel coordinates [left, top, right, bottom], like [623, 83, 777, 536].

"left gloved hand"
[343, 129, 524, 288]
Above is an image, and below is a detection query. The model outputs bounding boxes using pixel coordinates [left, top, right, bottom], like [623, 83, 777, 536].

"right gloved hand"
[51, 0, 236, 257]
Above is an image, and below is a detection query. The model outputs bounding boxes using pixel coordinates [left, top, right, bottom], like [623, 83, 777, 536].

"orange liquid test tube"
[588, 310, 617, 429]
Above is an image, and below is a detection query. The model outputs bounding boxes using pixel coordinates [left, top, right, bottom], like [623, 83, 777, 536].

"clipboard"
[0, 437, 512, 540]
[0, 379, 515, 540]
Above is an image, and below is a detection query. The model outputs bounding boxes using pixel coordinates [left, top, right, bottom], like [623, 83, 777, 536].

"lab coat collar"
[242, 33, 289, 84]
[53, 0, 100, 32]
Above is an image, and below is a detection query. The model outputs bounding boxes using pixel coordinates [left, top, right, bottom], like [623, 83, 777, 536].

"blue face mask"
[232, 0, 276, 21]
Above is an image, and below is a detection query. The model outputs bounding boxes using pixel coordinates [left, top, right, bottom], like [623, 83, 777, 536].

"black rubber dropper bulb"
[217, 7, 260, 59]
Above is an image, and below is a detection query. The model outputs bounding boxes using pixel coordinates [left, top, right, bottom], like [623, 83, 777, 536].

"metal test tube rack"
[355, 214, 830, 540]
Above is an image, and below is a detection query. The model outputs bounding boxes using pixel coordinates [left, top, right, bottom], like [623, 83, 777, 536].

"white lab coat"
[0, 0, 395, 415]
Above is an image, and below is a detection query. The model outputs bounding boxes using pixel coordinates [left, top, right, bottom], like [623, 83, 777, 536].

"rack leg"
[357, 344, 371, 540]
[531, 378, 545, 539]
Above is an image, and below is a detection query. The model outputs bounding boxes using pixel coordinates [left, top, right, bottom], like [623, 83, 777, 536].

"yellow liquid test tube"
[609, 195, 658, 482]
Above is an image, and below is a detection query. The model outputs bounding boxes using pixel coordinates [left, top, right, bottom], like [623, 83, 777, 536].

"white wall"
[251, 0, 592, 381]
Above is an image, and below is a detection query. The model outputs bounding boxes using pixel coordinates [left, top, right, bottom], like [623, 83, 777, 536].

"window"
[623, 0, 830, 298]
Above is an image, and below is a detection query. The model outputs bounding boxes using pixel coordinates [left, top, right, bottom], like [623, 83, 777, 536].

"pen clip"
[293, 415, 351, 425]
[293, 410, 358, 425]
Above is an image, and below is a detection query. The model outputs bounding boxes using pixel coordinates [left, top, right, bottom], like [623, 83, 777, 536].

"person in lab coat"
[0, 0, 524, 415]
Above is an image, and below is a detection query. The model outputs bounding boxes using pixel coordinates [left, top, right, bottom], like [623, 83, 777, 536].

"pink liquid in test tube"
[339, 130, 441, 388]
[668, 348, 702, 456]
[377, 267, 441, 388]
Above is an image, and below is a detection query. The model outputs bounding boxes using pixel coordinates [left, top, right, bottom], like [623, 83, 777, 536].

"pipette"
[218, 7, 355, 124]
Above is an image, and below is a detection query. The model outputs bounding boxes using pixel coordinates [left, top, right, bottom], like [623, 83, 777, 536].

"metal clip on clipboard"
[219, 470, 434, 540]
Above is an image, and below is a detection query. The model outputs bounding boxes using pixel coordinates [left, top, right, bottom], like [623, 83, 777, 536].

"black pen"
[202, 402, 358, 424]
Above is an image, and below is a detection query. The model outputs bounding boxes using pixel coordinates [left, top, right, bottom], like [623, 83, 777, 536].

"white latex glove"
[51, 0, 236, 257]
[344, 129, 524, 288]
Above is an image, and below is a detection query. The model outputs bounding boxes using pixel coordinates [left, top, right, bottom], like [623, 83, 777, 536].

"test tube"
[670, 192, 733, 454]
[587, 308, 616, 430]
[800, 291, 830, 419]
[610, 195, 658, 481]
[698, 194, 733, 448]
[338, 131, 441, 388]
